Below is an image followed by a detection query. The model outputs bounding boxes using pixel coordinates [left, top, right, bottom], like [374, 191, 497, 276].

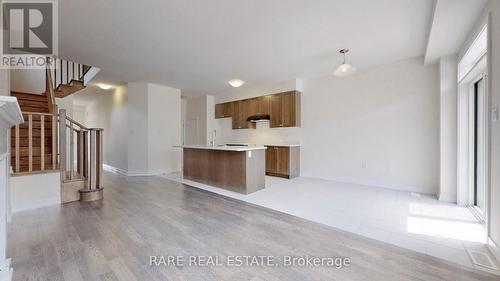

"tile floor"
[163, 172, 499, 274]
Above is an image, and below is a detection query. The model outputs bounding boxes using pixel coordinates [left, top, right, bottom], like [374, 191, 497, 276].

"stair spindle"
[41, 115, 45, 171]
[15, 125, 19, 172]
[52, 114, 57, 170]
[28, 114, 33, 172]
[69, 123, 74, 180]
[59, 109, 67, 179]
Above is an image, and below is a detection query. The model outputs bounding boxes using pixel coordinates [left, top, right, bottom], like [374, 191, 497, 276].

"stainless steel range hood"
[246, 114, 270, 122]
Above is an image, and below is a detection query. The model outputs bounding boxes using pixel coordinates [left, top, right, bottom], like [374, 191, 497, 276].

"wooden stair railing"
[59, 109, 104, 201]
[47, 57, 91, 98]
[12, 111, 58, 174]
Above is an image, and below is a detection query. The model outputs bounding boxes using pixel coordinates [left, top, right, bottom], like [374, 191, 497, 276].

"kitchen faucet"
[211, 130, 217, 147]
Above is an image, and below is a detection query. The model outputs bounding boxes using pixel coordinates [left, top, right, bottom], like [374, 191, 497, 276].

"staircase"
[10, 92, 56, 173]
[10, 56, 104, 202]
[51, 58, 92, 98]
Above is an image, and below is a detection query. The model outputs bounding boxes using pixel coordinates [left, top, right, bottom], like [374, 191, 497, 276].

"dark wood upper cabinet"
[215, 90, 300, 129]
[270, 94, 283, 128]
[232, 100, 255, 129]
[258, 95, 271, 115]
[247, 98, 259, 117]
[269, 91, 300, 128]
[215, 102, 233, 118]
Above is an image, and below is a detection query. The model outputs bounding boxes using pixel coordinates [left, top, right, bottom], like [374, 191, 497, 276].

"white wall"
[9, 172, 61, 212]
[0, 69, 10, 96]
[55, 95, 75, 118]
[10, 69, 45, 94]
[86, 85, 129, 172]
[460, 0, 500, 259]
[439, 55, 458, 202]
[184, 96, 208, 145]
[215, 58, 440, 194]
[147, 83, 182, 174]
[127, 83, 149, 174]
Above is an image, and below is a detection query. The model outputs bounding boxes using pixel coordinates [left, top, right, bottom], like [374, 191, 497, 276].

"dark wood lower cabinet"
[265, 146, 300, 179]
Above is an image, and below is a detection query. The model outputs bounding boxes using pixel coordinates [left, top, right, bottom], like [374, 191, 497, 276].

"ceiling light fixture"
[97, 83, 112, 90]
[228, 79, 245, 88]
[334, 49, 356, 77]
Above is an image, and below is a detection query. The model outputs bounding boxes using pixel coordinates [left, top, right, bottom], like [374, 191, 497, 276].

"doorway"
[470, 76, 486, 219]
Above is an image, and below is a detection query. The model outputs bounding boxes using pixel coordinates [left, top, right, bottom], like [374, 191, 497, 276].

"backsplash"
[214, 118, 301, 145]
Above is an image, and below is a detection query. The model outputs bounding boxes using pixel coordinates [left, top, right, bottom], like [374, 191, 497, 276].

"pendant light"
[334, 49, 356, 77]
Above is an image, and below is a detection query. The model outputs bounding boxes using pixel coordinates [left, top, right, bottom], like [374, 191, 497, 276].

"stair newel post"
[52, 105, 58, 170]
[89, 129, 96, 190]
[59, 109, 67, 180]
[83, 130, 89, 182]
[69, 123, 74, 180]
[97, 129, 103, 189]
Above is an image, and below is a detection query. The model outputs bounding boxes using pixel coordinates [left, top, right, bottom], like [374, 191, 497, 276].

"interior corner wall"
[85, 85, 129, 172]
[214, 58, 439, 194]
[127, 83, 149, 174]
[10, 69, 45, 94]
[147, 83, 181, 174]
[439, 55, 458, 203]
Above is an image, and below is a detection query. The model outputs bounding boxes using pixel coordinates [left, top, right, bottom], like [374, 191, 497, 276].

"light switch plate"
[248, 151, 252, 158]
[493, 107, 499, 122]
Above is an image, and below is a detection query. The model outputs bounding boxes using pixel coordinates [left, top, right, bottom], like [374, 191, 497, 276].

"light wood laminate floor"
[8, 171, 500, 280]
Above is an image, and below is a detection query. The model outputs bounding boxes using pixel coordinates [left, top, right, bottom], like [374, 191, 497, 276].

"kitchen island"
[181, 145, 267, 194]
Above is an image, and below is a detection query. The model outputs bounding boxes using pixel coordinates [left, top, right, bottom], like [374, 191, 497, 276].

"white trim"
[300, 174, 436, 195]
[103, 164, 175, 177]
[11, 197, 59, 213]
[0, 258, 12, 281]
[438, 194, 457, 203]
[488, 237, 500, 265]
[103, 164, 128, 176]
[0, 97, 23, 130]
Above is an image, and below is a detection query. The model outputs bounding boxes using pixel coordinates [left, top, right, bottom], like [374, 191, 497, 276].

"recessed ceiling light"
[97, 83, 112, 90]
[228, 79, 245, 88]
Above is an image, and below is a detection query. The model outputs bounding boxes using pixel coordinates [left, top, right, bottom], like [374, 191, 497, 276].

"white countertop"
[176, 145, 267, 152]
[225, 142, 301, 147]
[263, 143, 301, 147]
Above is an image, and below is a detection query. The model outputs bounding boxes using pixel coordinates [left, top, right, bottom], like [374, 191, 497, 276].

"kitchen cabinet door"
[270, 94, 283, 128]
[282, 92, 297, 127]
[276, 147, 290, 175]
[247, 98, 259, 116]
[232, 100, 254, 129]
[258, 96, 271, 115]
[265, 146, 278, 174]
[215, 102, 233, 118]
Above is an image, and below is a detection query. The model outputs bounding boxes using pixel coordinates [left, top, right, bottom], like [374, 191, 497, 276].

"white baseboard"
[103, 164, 175, 177]
[300, 173, 436, 196]
[488, 237, 500, 263]
[103, 164, 128, 176]
[12, 197, 59, 213]
[438, 194, 457, 203]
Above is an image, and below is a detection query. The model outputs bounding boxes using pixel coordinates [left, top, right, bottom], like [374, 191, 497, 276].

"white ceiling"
[424, 0, 488, 65]
[60, 0, 437, 96]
